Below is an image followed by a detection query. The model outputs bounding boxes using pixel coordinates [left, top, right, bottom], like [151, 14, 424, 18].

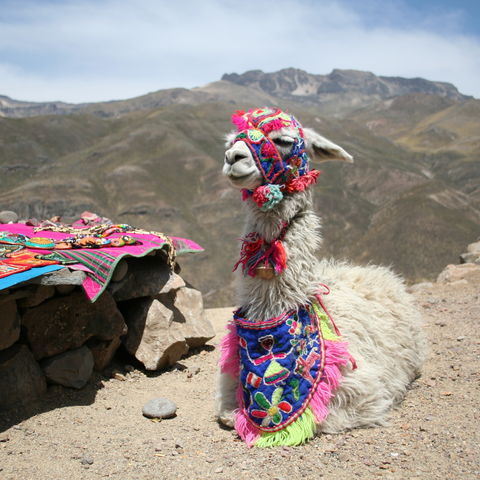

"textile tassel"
[234, 385, 261, 447]
[231, 110, 250, 131]
[252, 185, 283, 211]
[270, 240, 287, 274]
[285, 169, 321, 193]
[219, 322, 240, 378]
[254, 408, 317, 448]
[261, 119, 287, 134]
[309, 340, 350, 423]
[233, 233, 264, 276]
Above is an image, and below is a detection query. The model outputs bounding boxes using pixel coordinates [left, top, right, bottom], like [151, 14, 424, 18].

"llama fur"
[215, 114, 426, 435]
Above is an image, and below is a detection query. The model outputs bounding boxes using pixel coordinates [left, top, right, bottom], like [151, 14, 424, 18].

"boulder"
[111, 259, 128, 282]
[467, 241, 480, 254]
[437, 263, 480, 285]
[18, 285, 56, 308]
[162, 286, 215, 348]
[120, 297, 188, 370]
[0, 344, 46, 411]
[460, 252, 480, 264]
[110, 256, 184, 301]
[0, 299, 20, 351]
[41, 346, 94, 389]
[33, 269, 86, 286]
[88, 337, 122, 371]
[22, 290, 127, 360]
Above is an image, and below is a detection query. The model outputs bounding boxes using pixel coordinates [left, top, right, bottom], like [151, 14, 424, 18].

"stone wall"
[0, 252, 214, 411]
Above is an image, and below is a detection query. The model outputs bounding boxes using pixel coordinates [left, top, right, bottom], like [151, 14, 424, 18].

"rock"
[110, 256, 182, 301]
[142, 398, 177, 419]
[0, 300, 20, 351]
[120, 297, 188, 370]
[32, 269, 86, 285]
[459, 252, 480, 264]
[55, 284, 76, 295]
[80, 455, 94, 465]
[0, 211, 18, 223]
[160, 286, 215, 348]
[466, 241, 480, 254]
[111, 259, 128, 282]
[407, 282, 433, 293]
[0, 344, 47, 411]
[159, 272, 185, 294]
[87, 337, 122, 371]
[41, 346, 94, 389]
[112, 371, 126, 381]
[436, 263, 480, 285]
[22, 290, 127, 360]
[18, 285, 56, 308]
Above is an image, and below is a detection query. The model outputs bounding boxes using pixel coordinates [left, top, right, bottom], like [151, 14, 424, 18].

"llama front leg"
[215, 370, 238, 428]
[215, 322, 240, 428]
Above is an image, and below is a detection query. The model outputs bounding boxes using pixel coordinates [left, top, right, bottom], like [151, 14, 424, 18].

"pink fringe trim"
[309, 340, 350, 423]
[234, 386, 261, 447]
[219, 322, 240, 378]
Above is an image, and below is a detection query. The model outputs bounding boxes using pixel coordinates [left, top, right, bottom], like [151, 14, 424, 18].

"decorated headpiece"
[231, 107, 320, 211]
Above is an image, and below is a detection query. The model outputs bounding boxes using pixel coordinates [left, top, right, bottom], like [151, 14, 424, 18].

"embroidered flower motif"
[286, 317, 302, 335]
[251, 387, 293, 427]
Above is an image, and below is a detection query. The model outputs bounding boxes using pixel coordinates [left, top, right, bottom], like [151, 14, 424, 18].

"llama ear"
[303, 128, 354, 163]
[224, 131, 237, 148]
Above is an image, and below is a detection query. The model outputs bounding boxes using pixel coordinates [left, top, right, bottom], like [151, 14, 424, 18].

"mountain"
[0, 68, 478, 306]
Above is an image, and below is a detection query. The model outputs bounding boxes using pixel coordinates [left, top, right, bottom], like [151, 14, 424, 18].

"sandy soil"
[0, 281, 479, 480]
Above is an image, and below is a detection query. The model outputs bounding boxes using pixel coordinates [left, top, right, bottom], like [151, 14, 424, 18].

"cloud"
[0, 0, 479, 102]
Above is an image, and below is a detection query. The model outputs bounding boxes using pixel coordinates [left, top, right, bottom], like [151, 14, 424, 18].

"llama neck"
[235, 190, 323, 320]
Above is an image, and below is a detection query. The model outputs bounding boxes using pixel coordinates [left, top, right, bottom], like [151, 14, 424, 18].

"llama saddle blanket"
[0, 223, 203, 301]
[221, 296, 353, 447]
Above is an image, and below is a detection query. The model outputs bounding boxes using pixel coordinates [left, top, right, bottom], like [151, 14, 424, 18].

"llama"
[215, 107, 426, 447]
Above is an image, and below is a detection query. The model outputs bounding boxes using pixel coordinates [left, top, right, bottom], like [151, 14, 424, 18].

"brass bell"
[255, 265, 275, 280]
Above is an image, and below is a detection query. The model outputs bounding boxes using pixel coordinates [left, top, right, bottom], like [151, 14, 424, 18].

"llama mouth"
[227, 171, 262, 189]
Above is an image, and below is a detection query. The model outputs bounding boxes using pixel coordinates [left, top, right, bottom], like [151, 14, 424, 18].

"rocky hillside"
[0, 68, 479, 306]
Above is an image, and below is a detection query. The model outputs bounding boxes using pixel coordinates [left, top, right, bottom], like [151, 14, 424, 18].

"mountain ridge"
[0, 68, 478, 306]
[0, 68, 473, 119]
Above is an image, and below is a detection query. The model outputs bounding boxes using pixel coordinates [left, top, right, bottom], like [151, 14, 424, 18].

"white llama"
[215, 107, 425, 447]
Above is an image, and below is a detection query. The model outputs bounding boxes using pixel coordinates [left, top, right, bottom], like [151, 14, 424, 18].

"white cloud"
[0, 0, 479, 102]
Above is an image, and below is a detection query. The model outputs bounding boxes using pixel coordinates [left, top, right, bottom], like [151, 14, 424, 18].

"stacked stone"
[0, 252, 214, 412]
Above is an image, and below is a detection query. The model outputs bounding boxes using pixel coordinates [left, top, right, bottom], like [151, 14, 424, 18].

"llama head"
[223, 107, 353, 210]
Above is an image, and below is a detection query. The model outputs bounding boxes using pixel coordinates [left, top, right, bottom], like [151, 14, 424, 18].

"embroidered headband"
[231, 107, 320, 211]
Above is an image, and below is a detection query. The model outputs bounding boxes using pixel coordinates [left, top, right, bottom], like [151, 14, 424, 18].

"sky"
[0, 0, 479, 103]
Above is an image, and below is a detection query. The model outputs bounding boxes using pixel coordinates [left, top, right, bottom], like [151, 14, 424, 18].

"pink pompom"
[232, 110, 251, 131]
[262, 118, 287, 134]
[252, 185, 269, 208]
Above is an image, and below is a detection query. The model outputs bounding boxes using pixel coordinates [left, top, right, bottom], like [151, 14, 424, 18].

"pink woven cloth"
[0, 224, 203, 301]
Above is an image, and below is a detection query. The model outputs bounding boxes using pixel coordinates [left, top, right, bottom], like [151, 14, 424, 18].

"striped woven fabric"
[53, 250, 117, 293]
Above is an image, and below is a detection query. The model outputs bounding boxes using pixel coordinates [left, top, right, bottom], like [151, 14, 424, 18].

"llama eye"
[273, 137, 294, 147]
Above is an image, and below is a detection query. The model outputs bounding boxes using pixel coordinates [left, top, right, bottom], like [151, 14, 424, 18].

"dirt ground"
[0, 281, 479, 480]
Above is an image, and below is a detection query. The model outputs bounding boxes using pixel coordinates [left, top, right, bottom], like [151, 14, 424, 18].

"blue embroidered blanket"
[234, 305, 325, 432]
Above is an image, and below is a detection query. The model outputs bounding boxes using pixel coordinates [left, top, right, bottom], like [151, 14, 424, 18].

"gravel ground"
[0, 281, 478, 480]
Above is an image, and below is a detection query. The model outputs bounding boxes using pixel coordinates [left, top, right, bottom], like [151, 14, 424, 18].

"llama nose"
[225, 150, 248, 165]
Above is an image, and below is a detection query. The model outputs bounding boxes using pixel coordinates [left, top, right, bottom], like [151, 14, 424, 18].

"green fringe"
[254, 407, 317, 448]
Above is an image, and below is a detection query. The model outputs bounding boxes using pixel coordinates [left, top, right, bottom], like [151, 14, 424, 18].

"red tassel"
[285, 170, 321, 193]
[271, 240, 287, 273]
